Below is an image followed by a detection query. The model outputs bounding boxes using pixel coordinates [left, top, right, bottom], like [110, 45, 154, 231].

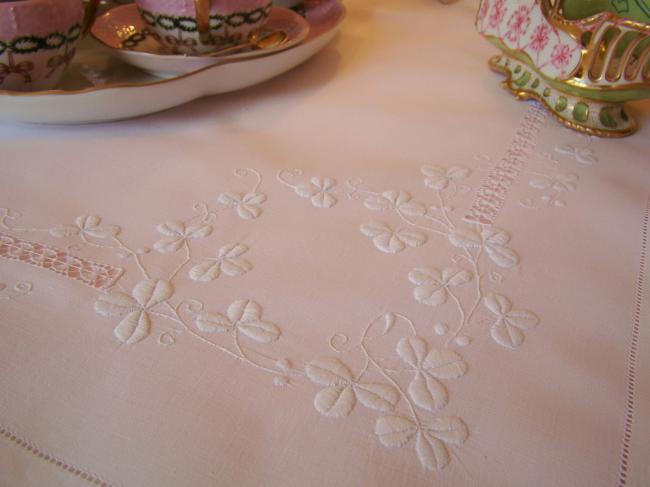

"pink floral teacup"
[0, 0, 99, 92]
[134, 0, 273, 54]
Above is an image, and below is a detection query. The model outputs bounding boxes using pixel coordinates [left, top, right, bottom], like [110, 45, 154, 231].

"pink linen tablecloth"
[1, 0, 649, 486]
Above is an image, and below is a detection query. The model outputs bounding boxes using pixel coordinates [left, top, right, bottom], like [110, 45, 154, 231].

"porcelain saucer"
[92, 5, 310, 77]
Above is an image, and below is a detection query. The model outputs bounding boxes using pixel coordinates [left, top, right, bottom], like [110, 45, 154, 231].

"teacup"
[0, 0, 99, 92]
[135, 0, 273, 55]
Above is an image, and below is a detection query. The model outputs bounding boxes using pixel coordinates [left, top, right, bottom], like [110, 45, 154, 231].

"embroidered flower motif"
[408, 267, 473, 306]
[505, 5, 531, 43]
[218, 192, 267, 219]
[421, 166, 471, 190]
[488, 0, 506, 28]
[397, 337, 467, 411]
[305, 358, 399, 417]
[551, 43, 572, 70]
[363, 190, 426, 217]
[196, 299, 280, 343]
[294, 176, 338, 208]
[49, 215, 120, 239]
[529, 24, 550, 52]
[94, 279, 173, 345]
[153, 220, 213, 253]
[375, 415, 468, 470]
[484, 293, 539, 348]
[448, 226, 519, 268]
[360, 222, 427, 254]
[189, 243, 252, 281]
[529, 173, 578, 192]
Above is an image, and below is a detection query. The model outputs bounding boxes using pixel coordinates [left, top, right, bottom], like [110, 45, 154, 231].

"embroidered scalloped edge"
[617, 196, 649, 486]
[0, 425, 115, 486]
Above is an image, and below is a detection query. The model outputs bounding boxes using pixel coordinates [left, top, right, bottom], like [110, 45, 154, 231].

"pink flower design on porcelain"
[505, 5, 531, 44]
[488, 0, 506, 28]
[551, 43, 572, 70]
[529, 24, 550, 52]
[478, 0, 490, 22]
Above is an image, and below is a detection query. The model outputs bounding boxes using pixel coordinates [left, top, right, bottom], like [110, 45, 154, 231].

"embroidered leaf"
[354, 383, 399, 412]
[409, 267, 442, 286]
[314, 385, 356, 417]
[414, 283, 448, 306]
[529, 178, 551, 190]
[447, 166, 471, 180]
[423, 349, 467, 379]
[305, 358, 352, 385]
[189, 260, 221, 281]
[227, 299, 261, 324]
[220, 258, 252, 277]
[218, 243, 248, 258]
[421, 166, 449, 190]
[156, 220, 185, 236]
[294, 182, 319, 198]
[75, 215, 101, 229]
[383, 312, 396, 335]
[396, 336, 428, 367]
[217, 192, 240, 206]
[399, 201, 426, 217]
[49, 225, 80, 237]
[382, 190, 411, 206]
[416, 432, 449, 470]
[311, 191, 337, 208]
[486, 243, 519, 268]
[375, 416, 417, 448]
[374, 232, 406, 253]
[426, 417, 469, 444]
[84, 225, 119, 239]
[448, 227, 482, 248]
[482, 228, 511, 245]
[396, 230, 427, 248]
[243, 192, 266, 206]
[408, 372, 447, 411]
[364, 195, 392, 211]
[491, 320, 525, 348]
[443, 268, 473, 286]
[506, 309, 539, 330]
[360, 222, 391, 238]
[114, 310, 150, 345]
[185, 224, 212, 239]
[154, 236, 184, 253]
[94, 292, 136, 317]
[196, 312, 232, 333]
[236, 203, 262, 220]
[132, 279, 173, 308]
[484, 293, 512, 315]
[238, 320, 280, 343]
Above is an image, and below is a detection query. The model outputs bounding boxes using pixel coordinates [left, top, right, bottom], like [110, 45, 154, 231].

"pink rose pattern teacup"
[0, 0, 98, 92]
[135, 0, 273, 54]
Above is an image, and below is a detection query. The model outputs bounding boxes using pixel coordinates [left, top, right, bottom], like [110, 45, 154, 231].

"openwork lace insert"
[617, 195, 650, 487]
[464, 103, 546, 225]
[0, 232, 123, 290]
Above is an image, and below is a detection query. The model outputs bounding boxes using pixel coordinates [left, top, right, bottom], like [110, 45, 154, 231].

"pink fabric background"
[0, 1, 649, 486]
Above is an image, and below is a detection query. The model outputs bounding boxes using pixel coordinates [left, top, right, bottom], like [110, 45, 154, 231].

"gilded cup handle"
[82, 0, 101, 36]
[194, 0, 212, 44]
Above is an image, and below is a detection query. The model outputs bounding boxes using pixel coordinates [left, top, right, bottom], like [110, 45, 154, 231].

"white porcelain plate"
[92, 5, 311, 77]
[0, 0, 345, 124]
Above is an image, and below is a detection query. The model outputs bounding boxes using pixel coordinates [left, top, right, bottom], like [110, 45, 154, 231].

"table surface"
[1, 1, 650, 486]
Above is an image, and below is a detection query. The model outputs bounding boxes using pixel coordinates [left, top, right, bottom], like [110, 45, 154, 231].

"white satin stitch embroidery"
[277, 169, 339, 208]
